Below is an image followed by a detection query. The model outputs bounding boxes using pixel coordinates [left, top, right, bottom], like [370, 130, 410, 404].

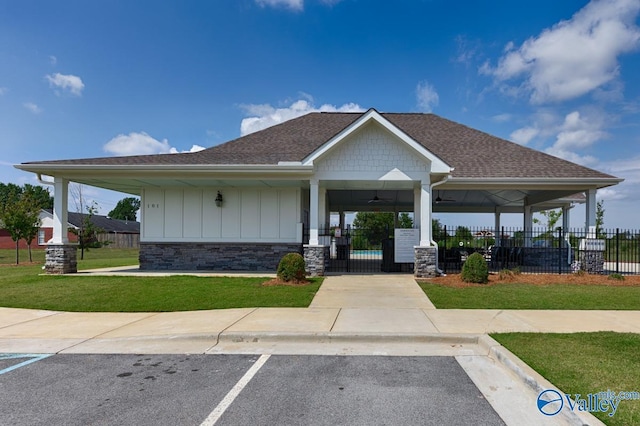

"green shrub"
[498, 269, 514, 281]
[461, 252, 489, 284]
[608, 273, 625, 281]
[277, 252, 307, 282]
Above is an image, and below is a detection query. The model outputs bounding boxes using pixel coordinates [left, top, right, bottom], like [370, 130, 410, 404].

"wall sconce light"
[215, 191, 224, 207]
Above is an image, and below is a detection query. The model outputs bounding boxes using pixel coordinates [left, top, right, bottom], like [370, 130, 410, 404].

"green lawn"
[493, 332, 640, 425]
[419, 282, 640, 310]
[0, 248, 322, 312]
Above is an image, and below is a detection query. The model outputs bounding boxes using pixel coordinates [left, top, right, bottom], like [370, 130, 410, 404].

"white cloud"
[492, 113, 512, 123]
[481, 0, 640, 104]
[544, 110, 607, 166]
[103, 132, 206, 156]
[510, 127, 539, 145]
[23, 102, 42, 114]
[240, 98, 364, 136]
[169, 144, 206, 154]
[104, 132, 171, 156]
[45, 73, 85, 96]
[415, 81, 439, 113]
[255, 0, 303, 11]
[49, 55, 57, 65]
[0, 87, 7, 95]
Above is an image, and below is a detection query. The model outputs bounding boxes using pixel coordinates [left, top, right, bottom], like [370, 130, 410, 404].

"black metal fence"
[436, 226, 640, 275]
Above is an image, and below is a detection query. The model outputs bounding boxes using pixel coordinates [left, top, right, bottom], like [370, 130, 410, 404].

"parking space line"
[0, 354, 52, 375]
[200, 354, 270, 426]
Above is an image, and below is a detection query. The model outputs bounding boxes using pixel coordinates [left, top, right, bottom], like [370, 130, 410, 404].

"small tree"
[533, 209, 562, 231]
[596, 200, 605, 238]
[461, 252, 489, 284]
[72, 201, 102, 260]
[0, 193, 41, 264]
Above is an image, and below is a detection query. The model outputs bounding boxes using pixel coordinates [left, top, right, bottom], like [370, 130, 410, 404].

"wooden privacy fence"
[96, 233, 140, 249]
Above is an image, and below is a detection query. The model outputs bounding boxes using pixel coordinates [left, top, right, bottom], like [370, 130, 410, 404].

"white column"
[562, 205, 571, 232]
[413, 187, 421, 230]
[523, 205, 533, 247]
[318, 186, 327, 237]
[419, 182, 431, 246]
[309, 180, 319, 245]
[52, 177, 69, 244]
[585, 189, 596, 234]
[494, 209, 501, 247]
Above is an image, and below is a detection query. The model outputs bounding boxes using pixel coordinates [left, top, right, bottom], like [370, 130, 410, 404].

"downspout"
[430, 175, 450, 276]
[37, 174, 54, 186]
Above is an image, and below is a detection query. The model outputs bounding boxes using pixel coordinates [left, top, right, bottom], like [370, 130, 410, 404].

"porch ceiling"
[328, 188, 584, 213]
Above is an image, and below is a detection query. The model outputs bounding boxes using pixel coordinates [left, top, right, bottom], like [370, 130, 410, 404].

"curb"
[479, 335, 605, 426]
[217, 331, 482, 345]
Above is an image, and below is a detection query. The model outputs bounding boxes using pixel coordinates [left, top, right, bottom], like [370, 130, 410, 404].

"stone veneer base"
[139, 242, 302, 271]
[45, 244, 78, 274]
[414, 246, 437, 278]
[303, 245, 329, 277]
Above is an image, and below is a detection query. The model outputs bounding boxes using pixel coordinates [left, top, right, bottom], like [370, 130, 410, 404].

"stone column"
[45, 244, 77, 274]
[304, 244, 328, 276]
[46, 177, 77, 274]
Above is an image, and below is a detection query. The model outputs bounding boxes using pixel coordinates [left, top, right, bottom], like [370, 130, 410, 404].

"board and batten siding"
[141, 187, 301, 242]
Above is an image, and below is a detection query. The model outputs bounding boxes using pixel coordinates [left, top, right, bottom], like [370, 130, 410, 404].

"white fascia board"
[15, 163, 314, 176]
[445, 177, 623, 190]
[302, 109, 453, 173]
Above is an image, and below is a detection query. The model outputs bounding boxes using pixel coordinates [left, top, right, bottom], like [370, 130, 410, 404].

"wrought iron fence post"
[616, 228, 620, 274]
[558, 227, 563, 275]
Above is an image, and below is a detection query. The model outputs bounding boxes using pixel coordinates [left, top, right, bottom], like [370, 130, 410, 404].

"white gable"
[314, 121, 430, 181]
[305, 109, 451, 182]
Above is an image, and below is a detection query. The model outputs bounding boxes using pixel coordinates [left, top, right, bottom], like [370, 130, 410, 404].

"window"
[38, 230, 46, 245]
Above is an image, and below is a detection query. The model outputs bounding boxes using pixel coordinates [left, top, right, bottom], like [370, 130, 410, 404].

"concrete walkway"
[1, 274, 638, 354]
[2, 273, 627, 425]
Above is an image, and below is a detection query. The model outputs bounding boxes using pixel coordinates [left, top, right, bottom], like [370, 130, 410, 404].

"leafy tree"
[0, 183, 53, 211]
[432, 219, 446, 243]
[23, 184, 53, 210]
[533, 209, 562, 231]
[1, 183, 47, 263]
[596, 200, 605, 238]
[397, 212, 413, 229]
[108, 197, 140, 221]
[0, 192, 41, 264]
[454, 226, 473, 240]
[352, 212, 394, 248]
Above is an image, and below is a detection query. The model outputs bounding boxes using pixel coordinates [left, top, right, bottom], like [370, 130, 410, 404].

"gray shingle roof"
[21, 111, 617, 180]
[64, 211, 140, 233]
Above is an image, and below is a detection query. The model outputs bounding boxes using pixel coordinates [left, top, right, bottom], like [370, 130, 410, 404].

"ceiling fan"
[368, 191, 393, 204]
[435, 190, 455, 204]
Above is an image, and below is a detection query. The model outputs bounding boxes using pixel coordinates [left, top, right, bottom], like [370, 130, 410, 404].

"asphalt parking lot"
[1, 354, 505, 425]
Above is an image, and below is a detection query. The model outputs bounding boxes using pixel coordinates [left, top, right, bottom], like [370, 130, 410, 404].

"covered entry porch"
[303, 182, 603, 277]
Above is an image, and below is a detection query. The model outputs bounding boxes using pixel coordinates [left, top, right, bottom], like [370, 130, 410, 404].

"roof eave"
[15, 163, 315, 175]
[446, 177, 623, 189]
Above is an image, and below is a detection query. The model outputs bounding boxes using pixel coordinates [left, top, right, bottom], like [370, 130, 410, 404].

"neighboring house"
[0, 210, 74, 250]
[15, 109, 622, 275]
[0, 210, 139, 250]
[61, 210, 140, 249]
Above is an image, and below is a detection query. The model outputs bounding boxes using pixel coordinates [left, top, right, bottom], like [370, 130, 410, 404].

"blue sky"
[1, 0, 639, 229]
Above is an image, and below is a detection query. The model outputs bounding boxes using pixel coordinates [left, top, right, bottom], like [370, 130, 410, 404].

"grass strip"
[419, 282, 640, 310]
[492, 332, 640, 426]
[0, 274, 322, 312]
